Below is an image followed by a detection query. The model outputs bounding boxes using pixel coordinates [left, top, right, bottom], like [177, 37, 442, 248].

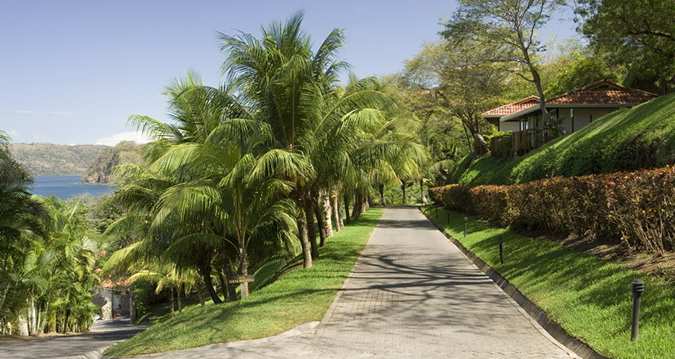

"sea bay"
[30, 176, 114, 199]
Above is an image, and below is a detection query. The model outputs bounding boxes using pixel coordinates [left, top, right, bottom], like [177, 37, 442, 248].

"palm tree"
[220, 13, 422, 265]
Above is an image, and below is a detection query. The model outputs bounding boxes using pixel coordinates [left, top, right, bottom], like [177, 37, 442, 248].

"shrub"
[488, 132, 513, 158]
[429, 166, 675, 252]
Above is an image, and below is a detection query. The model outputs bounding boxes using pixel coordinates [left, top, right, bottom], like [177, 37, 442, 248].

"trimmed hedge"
[429, 166, 675, 253]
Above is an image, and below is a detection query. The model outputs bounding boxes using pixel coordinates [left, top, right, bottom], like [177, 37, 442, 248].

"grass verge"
[423, 206, 674, 359]
[105, 208, 383, 357]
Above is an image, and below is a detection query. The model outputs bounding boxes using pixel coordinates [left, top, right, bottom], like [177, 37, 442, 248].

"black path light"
[499, 239, 504, 264]
[631, 278, 645, 341]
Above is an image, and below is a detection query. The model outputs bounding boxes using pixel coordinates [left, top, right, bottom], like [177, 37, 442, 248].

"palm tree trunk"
[343, 193, 351, 224]
[304, 197, 319, 259]
[177, 285, 182, 311]
[170, 287, 175, 314]
[321, 191, 333, 238]
[379, 184, 385, 206]
[314, 202, 326, 247]
[217, 271, 228, 300]
[401, 182, 407, 205]
[239, 248, 250, 299]
[198, 262, 222, 304]
[419, 179, 425, 204]
[352, 192, 363, 220]
[331, 191, 342, 231]
[297, 213, 313, 268]
[223, 261, 238, 300]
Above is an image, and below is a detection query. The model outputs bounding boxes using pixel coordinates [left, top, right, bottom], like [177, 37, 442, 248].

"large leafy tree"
[443, 0, 564, 127]
[403, 41, 504, 155]
[575, 0, 675, 94]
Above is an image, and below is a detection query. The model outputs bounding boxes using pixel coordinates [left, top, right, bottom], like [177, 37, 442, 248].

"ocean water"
[30, 176, 115, 199]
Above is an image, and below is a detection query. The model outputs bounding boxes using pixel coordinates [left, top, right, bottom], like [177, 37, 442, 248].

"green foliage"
[453, 94, 675, 185]
[104, 209, 382, 357]
[486, 132, 513, 159]
[430, 165, 675, 252]
[542, 47, 619, 96]
[575, 0, 675, 94]
[103, 13, 424, 319]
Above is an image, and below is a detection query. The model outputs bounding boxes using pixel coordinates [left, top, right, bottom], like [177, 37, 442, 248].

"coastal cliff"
[83, 141, 144, 183]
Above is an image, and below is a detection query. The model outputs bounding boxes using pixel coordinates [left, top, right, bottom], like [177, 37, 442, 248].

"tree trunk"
[198, 262, 222, 304]
[343, 193, 351, 224]
[223, 261, 238, 300]
[314, 201, 327, 247]
[322, 191, 333, 237]
[217, 271, 228, 300]
[518, 42, 549, 127]
[401, 182, 407, 205]
[297, 213, 313, 268]
[331, 192, 342, 231]
[351, 192, 364, 220]
[472, 132, 489, 155]
[379, 184, 385, 206]
[177, 285, 182, 311]
[239, 248, 250, 299]
[419, 179, 425, 204]
[170, 287, 175, 314]
[304, 197, 319, 259]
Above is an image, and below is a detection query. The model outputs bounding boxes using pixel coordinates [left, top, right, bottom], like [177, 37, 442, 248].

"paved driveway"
[133, 207, 574, 358]
[0, 319, 143, 359]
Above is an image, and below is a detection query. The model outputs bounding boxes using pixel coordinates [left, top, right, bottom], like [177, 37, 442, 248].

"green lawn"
[455, 94, 675, 185]
[423, 206, 675, 359]
[105, 209, 383, 357]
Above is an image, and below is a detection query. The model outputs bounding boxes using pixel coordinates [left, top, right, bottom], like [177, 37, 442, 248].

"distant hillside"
[9, 143, 110, 176]
[452, 94, 675, 185]
[83, 141, 144, 183]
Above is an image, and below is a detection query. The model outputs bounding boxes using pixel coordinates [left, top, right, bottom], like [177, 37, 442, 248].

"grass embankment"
[423, 207, 675, 359]
[455, 94, 675, 185]
[105, 209, 383, 357]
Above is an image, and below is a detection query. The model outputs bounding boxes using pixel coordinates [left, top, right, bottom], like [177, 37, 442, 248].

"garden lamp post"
[631, 278, 645, 341]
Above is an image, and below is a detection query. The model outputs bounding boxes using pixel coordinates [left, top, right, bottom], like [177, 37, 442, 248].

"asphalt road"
[0, 318, 143, 359]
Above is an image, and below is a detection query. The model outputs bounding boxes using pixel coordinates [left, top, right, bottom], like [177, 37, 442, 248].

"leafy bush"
[488, 132, 513, 158]
[429, 166, 675, 252]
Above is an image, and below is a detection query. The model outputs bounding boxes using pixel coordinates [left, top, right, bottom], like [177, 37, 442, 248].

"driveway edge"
[422, 208, 608, 359]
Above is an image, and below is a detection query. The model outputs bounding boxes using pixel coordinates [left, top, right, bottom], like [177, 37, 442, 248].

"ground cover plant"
[423, 207, 675, 359]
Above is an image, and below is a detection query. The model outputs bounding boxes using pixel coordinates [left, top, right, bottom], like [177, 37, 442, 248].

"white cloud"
[95, 131, 151, 146]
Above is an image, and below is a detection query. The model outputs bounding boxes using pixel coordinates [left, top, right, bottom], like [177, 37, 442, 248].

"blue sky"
[0, 0, 579, 145]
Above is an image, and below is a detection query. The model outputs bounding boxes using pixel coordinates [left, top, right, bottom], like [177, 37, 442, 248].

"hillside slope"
[455, 94, 675, 185]
[9, 143, 109, 176]
[83, 141, 144, 183]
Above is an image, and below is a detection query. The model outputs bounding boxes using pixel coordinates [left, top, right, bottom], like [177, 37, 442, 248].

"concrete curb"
[422, 208, 608, 359]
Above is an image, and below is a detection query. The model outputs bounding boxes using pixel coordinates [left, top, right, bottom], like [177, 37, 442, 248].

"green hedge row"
[430, 166, 675, 253]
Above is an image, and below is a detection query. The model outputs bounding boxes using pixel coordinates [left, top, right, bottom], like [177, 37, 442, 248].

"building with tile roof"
[481, 80, 657, 154]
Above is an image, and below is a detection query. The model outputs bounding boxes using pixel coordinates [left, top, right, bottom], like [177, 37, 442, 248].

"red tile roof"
[547, 80, 657, 106]
[481, 96, 539, 118]
[484, 80, 657, 122]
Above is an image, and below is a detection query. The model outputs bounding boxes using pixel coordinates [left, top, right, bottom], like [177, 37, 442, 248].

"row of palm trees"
[104, 13, 426, 304]
[0, 132, 98, 335]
